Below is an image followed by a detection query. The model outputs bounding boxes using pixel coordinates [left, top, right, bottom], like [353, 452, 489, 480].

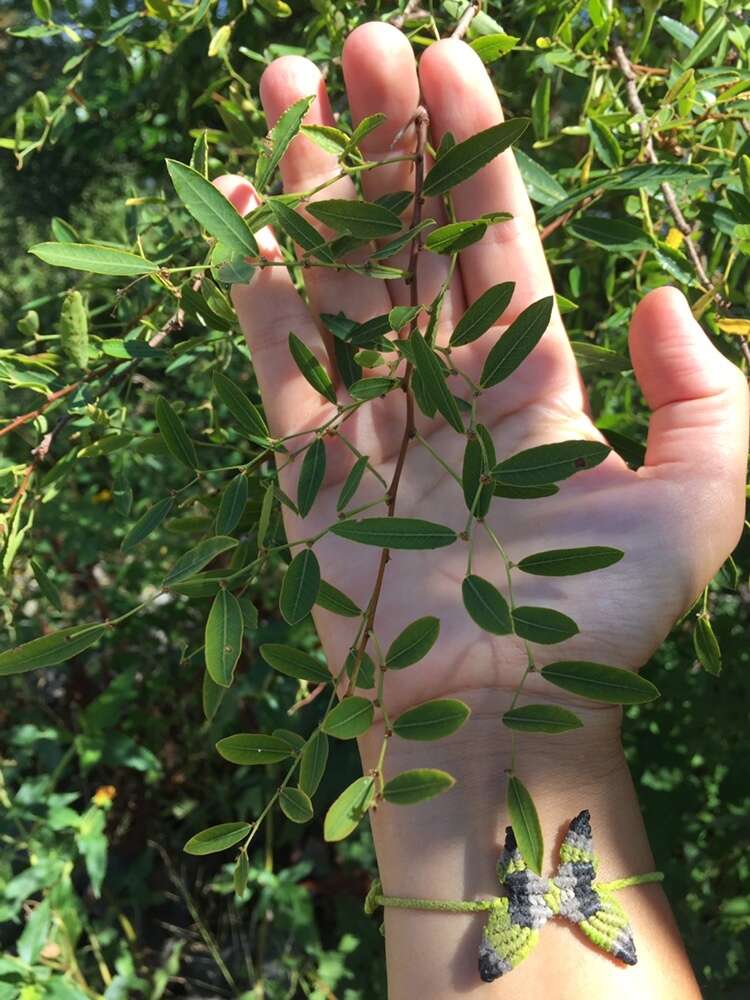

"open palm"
[217, 23, 747, 722]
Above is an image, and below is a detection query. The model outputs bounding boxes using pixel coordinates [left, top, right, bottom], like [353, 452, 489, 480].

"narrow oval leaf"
[540, 661, 660, 704]
[202, 669, 226, 722]
[269, 199, 334, 262]
[279, 549, 320, 625]
[260, 644, 330, 684]
[0, 623, 106, 677]
[30, 559, 62, 611]
[383, 768, 455, 805]
[163, 536, 238, 586]
[507, 777, 543, 875]
[167, 159, 258, 256]
[256, 95, 314, 190]
[462, 575, 512, 635]
[205, 589, 244, 688]
[516, 546, 624, 576]
[393, 699, 471, 741]
[568, 217, 650, 251]
[493, 483, 559, 499]
[492, 440, 610, 487]
[288, 332, 337, 404]
[299, 730, 329, 796]
[297, 438, 326, 518]
[216, 474, 248, 535]
[425, 220, 487, 254]
[330, 517, 457, 550]
[502, 704, 583, 734]
[306, 199, 401, 238]
[155, 396, 198, 469]
[321, 697, 374, 739]
[212, 372, 269, 441]
[450, 282, 515, 347]
[59, 289, 89, 369]
[344, 649, 376, 690]
[29, 242, 158, 276]
[257, 483, 275, 549]
[693, 616, 721, 676]
[480, 296, 554, 387]
[424, 118, 530, 197]
[409, 329, 464, 433]
[279, 787, 314, 824]
[234, 851, 250, 896]
[216, 733, 292, 765]
[315, 580, 361, 618]
[349, 377, 399, 401]
[386, 616, 440, 669]
[512, 606, 579, 645]
[121, 496, 173, 552]
[461, 437, 493, 518]
[184, 822, 251, 856]
[323, 776, 375, 842]
[336, 455, 368, 512]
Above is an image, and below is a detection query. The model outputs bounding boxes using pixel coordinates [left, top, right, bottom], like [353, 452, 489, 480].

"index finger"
[419, 40, 555, 320]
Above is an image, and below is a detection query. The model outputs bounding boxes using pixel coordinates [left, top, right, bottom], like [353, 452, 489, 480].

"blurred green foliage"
[1, 0, 749, 996]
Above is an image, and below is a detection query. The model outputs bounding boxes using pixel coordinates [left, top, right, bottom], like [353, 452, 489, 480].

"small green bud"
[59, 290, 89, 370]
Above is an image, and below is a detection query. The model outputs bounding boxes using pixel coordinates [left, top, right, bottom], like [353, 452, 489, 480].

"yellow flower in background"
[92, 488, 113, 504]
[92, 785, 116, 807]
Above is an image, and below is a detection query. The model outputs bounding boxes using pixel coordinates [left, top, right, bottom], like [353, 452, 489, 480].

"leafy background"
[1, 0, 749, 996]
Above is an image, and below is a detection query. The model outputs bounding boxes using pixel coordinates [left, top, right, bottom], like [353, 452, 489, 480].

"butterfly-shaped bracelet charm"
[479, 809, 637, 981]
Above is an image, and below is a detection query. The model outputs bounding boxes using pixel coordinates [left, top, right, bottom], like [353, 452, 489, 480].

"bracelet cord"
[364, 809, 664, 983]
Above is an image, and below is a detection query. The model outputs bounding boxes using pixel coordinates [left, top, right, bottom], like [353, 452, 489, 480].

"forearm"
[359, 688, 701, 1000]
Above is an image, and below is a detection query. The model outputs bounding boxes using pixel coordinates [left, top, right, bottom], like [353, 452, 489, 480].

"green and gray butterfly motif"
[479, 809, 637, 981]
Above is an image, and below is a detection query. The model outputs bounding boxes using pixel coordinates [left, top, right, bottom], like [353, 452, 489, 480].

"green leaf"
[288, 332, 337, 404]
[371, 219, 436, 260]
[279, 549, 320, 625]
[212, 372, 269, 442]
[307, 199, 402, 239]
[184, 822, 250, 856]
[693, 616, 721, 676]
[507, 777, 543, 875]
[205, 589, 244, 688]
[234, 851, 250, 896]
[316, 580, 361, 618]
[280, 787, 314, 823]
[121, 497, 173, 552]
[682, 8, 726, 69]
[470, 33, 519, 63]
[492, 440, 610, 486]
[257, 483, 274, 549]
[256, 95, 315, 190]
[349, 377, 399, 401]
[216, 733, 292, 765]
[424, 118, 530, 197]
[383, 768, 456, 805]
[297, 438, 326, 518]
[29, 242, 158, 276]
[268, 199, 335, 262]
[155, 396, 198, 469]
[386, 616, 440, 669]
[301, 123, 350, 155]
[393, 699, 471, 741]
[202, 670, 226, 722]
[163, 536, 238, 586]
[166, 160, 258, 257]
[516, 546, 624, 576]
[450, 282, 515, 347]
[589, 118, 623, 169]
[658, 15, 698, 48]
[331, 517, 457, 550]
[540, 661, 660, 704]
[299, 730, 329, 796]
[345, 112, 387, 154]
[409, 329, 464, 433]
[480, 296, 554, 387]
[568, 217, 650, 251]
[531, 76, 551, 141]
[515, 149, 567, 206]
[424, 220, 487, 254]
[462, 575, 512, 635]
[323, 776, 375, 842]
[190, 129, 209, 177]
[0, 623, 106, 677]
[31, 559, 62, 611]
[59, 290, 89, 369]
[336, 455, 368, 512]
[322, 697, 374, 739]
[512, 606, 579, 645]
[260, 643, 330, 684]
[216, 475, 248, 535]
[493, 482, 559, 499]
[345, 649, 376, 690]
[502, 704, 583, 734]
[462, 436, 493, 518]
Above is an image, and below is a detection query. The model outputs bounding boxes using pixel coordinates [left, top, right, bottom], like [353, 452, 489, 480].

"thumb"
[629, 284, 748, 535]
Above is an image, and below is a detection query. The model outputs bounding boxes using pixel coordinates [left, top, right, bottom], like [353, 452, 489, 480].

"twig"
[452, 1, 480, 40]
[613, 42, 712, 289]
[390, 0, 425, 29]
[344, 107, 428, 697]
